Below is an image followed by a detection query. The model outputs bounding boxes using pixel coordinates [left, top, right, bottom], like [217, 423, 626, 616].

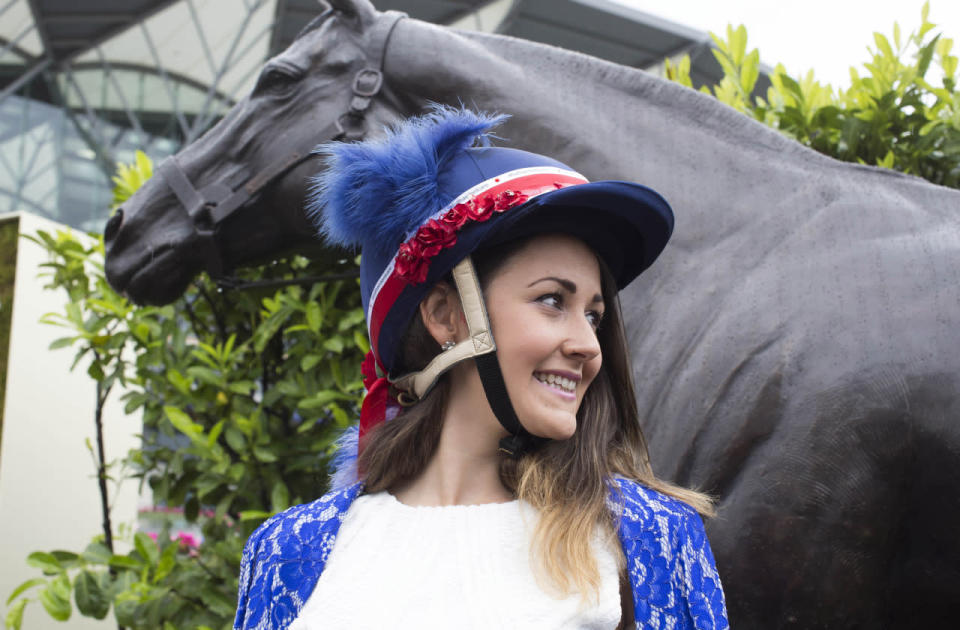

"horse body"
[104, 1, 960, 626]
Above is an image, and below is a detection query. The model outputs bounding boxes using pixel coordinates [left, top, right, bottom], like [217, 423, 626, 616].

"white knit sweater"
[288, 491, 622, 629]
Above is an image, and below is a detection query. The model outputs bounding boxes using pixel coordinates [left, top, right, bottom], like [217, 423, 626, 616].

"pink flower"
[175, 532, 200, 548]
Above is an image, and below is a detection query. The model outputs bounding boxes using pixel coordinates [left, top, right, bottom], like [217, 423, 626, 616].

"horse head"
[104, 0, 405, 304]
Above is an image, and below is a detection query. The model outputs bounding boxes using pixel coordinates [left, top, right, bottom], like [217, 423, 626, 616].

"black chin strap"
[474, 353, 547, 458]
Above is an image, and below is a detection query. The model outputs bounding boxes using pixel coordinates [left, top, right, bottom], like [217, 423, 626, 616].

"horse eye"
[254, 67, 300, 96]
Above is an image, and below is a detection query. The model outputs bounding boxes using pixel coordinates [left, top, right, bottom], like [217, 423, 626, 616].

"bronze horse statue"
[103, 0, 960, 627]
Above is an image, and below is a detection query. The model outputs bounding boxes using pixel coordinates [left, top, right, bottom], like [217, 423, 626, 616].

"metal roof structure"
[0, 0, 759, 230]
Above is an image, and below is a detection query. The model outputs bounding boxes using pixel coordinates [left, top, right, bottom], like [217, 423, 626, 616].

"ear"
[419, 282, 466, 347]
[327, 0, 377, 29]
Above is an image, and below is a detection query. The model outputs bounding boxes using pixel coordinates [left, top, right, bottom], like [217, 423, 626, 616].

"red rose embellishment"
[415, 218, 457, 257]
[441, 203, 470, 230]
[495, 190, 528, 211]
[466, 194, 496, 222]
[395, 239, 429, 284]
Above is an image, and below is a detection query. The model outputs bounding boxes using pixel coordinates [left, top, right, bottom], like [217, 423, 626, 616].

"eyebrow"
[528, 276, 604, 304]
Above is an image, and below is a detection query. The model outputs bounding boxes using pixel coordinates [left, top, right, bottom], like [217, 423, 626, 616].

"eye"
[253, 64, 302, 96]
[536, 293, 563, 309]
[586, 310, 605, 331]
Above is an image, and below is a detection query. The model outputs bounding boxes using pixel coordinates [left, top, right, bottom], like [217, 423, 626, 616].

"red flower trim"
[395, 239, 429, 284]
[394, 189, 531, 284]
[361, 350, 379, 391]
[415, 218, 458, 257]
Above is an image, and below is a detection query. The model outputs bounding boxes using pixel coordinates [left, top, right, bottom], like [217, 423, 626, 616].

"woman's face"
[483, 234, 604, 440]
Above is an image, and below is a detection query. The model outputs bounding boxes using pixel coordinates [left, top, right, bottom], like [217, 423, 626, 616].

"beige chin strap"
[389, 256, 496, 399]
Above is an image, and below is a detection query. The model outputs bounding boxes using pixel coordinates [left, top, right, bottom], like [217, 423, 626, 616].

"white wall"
[0, 212, 141, 629]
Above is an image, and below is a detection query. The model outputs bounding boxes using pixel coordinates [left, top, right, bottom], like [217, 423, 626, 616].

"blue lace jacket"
[233, 477, 729, 629]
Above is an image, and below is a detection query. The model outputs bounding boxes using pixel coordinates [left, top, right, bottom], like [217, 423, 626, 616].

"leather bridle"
[155, 10, 407, 278]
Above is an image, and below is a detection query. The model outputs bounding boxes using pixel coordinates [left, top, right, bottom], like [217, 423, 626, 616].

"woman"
[234, 107, 729, 629]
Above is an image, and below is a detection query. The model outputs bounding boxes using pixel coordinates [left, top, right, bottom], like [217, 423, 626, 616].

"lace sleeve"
[677, 511, 729, 630]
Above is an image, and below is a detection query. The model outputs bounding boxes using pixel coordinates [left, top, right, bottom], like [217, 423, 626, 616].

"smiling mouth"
[534, 372, 577, 395]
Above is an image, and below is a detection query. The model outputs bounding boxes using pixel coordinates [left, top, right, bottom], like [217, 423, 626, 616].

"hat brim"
[377, 180, 673, 371]
[481, 180, 674, 290]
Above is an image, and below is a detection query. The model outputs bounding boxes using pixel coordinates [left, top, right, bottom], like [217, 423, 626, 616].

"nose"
[104, 208, 123, 245]
[562, 315, 601, 362]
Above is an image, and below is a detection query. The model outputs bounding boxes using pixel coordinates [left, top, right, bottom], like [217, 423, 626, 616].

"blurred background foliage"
[5, 4, 958, 629]
[665, 2, 960, 189]
[5, 151, 366, 629]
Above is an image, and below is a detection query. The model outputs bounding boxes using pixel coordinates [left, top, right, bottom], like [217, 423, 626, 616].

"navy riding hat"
[308, 106, 673, 487]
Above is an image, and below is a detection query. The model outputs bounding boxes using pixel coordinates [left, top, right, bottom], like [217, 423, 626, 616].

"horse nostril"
[104, 209, 123, 243]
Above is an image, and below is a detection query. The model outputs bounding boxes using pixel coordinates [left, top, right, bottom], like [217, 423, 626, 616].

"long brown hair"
[359, 234, 713, 599]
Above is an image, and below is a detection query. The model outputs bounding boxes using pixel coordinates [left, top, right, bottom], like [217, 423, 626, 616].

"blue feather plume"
[328, 425, 360, 491]
[307, 105, 508, 256]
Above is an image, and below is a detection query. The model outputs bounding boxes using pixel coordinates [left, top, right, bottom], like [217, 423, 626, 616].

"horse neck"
[382, 17, 819, 240]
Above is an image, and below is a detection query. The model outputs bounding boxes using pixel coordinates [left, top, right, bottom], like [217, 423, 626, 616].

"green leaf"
[166, 368, 191, 395]
[87, 361, 105, 381]
[298, 390, 349, 410]
[108, 554, 142, 571]
[741, 49, 760, 95]
[49, 550, 79, 568]
[873, 32, 895, 61]
[337, 308, 365, 331]
[252, 445, 278, 462]
[74, 570, 110, 619]
[300, 354, 323, 372]
[323, 337, 344, 354]
[123, 392, 148, 414]
[207, 419, 225, 448]
[329, 403, 350, 427]
[225, 427, 246, 452]
[113, 597, 138, 627]
[81, 541, 112, 565]
[48, 336, 77, 350]
[353, 329, 370, 354]
[164, 406, 204, 445]
[38, 574, 71, 621]
[154, 543, 177, 583]
[215, 491, 235, 522]
[6, 578, 45, 606]
[239, 510, 272, 521]
[134, 532, 159, 565]
[271, 480, 290, 512]
[26, 552, 62, 574]
[917, 34, 940, 78]
[305, 302, 322, 333]
[187, 365, 224, 387]
[4, 598, 26, 630]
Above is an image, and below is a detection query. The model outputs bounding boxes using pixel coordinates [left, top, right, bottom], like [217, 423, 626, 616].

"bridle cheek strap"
[389, 257, 542, 457]
[153, 10, 408, 278]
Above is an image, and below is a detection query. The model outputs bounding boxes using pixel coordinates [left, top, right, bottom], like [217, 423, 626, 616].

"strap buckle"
[352, 68, 383, 97]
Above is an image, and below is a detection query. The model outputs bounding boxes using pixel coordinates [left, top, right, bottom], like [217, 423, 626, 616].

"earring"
[441, 340, 456, 351]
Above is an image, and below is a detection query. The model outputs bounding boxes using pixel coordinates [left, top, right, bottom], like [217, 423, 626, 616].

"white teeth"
[535, 372, 576, 393]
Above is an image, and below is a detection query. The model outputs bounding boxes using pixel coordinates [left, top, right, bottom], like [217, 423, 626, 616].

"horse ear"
[327, 0, 377, 29]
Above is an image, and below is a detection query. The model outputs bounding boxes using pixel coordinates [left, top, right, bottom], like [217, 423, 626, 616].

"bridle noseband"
[155, 10, 407, 278]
